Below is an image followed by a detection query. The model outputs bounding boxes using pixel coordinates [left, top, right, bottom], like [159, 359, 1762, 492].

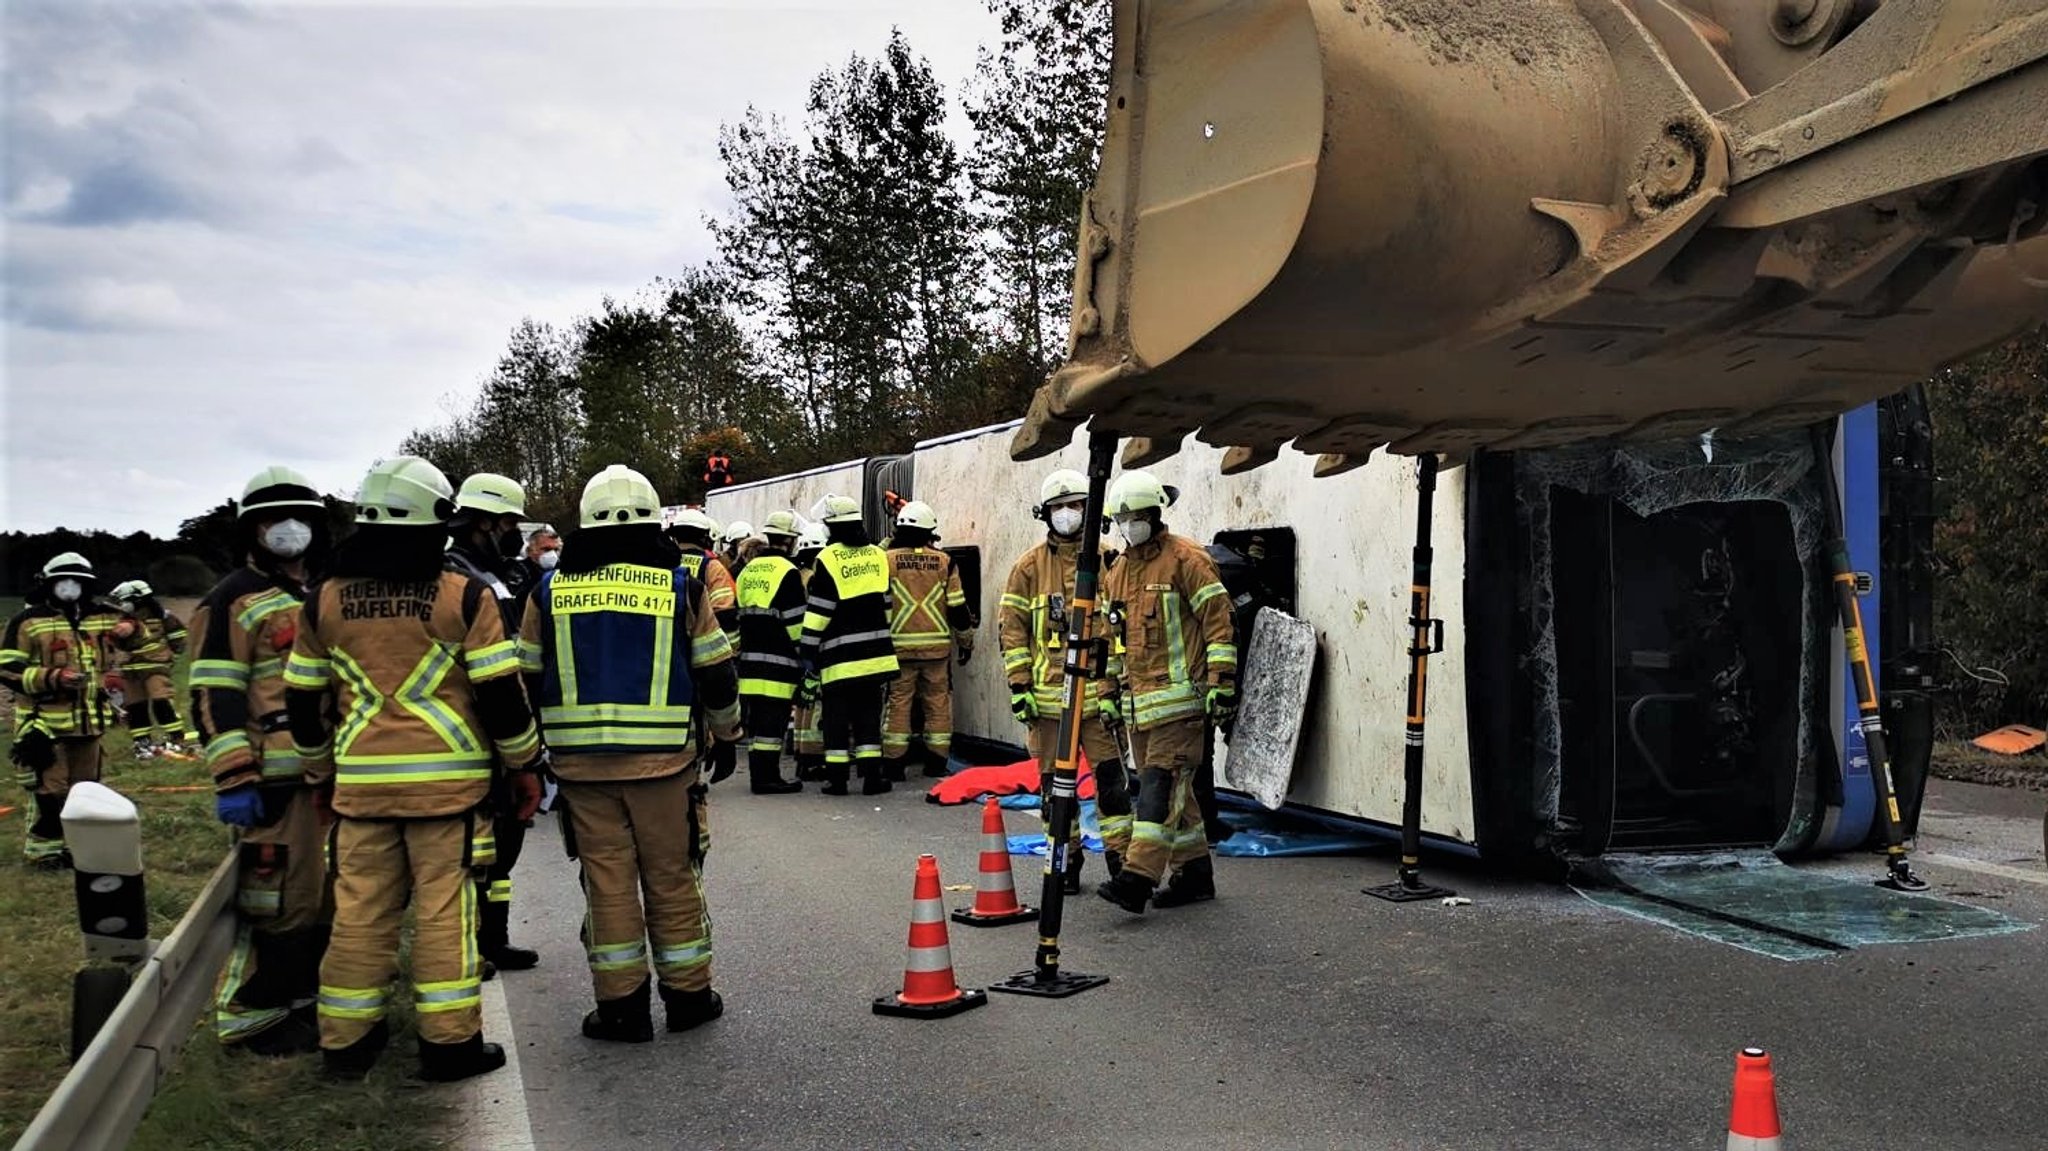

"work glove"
[1096, 695, 1124, 730]
[1204, 684, 1237, 727]
[1009, 685, 1038, 724]
[796, 669, 821, 707]
[215, 785, 266, 829]
[101, 672, 125, 695]
[55, 668, 86, 690]
[509, 771, 545, 821]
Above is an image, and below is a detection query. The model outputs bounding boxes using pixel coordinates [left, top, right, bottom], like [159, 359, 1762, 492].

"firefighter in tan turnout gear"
[668, 506, 742, 785]
[190, 467, 335, 1054]
[1000, 469, 1135, 894]
[520, 465, 741, 1041]
[1094, 470, 1237, 915]
[2, 553, 140, 867]
[882, 501, 975, 780]
[284, 456, 545, 1083]
[107, 579, 198, 758]
[788, 523, 829, 779]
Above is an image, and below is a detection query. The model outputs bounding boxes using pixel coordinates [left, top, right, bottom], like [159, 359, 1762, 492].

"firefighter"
[799, 494, 898, 796]
[882, 501, 975, 780]
[2, 554, 140, 868]
[720, 520, 754, 571]
[107, 579, 198, 759]
[284, 456, 545, 1083]
[733, 510, 805, 794]
[667, 508, 741, 784]
[1095, 470, 1237, 914]
[789, 523, 829, 780]
[446, 473, 543, 976]
[519, 464, 741, 1042]
[999, 470, 1133, 894]
[189, 467, 336, 1054]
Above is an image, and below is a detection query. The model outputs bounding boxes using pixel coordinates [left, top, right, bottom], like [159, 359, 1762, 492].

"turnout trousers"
[820, 677, 887, 787]
[1122, 718, 1210, 883]
[23, 737, 101, 862]
[1028, 716, 1132, 858]
[559, 773, 712, 1002]
[743, 694, 795, 787]
[215, 787, 333, 1044]
[318, 814, 485, 1049]
[882, 657, 952, 760]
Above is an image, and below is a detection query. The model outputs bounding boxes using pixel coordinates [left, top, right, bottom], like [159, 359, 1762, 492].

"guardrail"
[13, 851, 237, 1151]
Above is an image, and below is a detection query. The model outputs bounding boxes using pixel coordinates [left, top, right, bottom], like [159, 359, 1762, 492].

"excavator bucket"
[1014, 0, 2048, 469]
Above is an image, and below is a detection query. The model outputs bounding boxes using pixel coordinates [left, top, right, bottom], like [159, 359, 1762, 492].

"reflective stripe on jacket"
[190, 566, 313, 791]
[885, 547, 974, 662]
[998, 538, 1112, 716]
[1102, 530, 1237, 730]
[284, 571, 535, 817]
[734, 554, 805, 700]
[801, 543, 898, 685]
[519, 562, 737, 779]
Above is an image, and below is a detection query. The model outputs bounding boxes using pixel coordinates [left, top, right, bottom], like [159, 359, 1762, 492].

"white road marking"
[460, 976, 538, 1151]
[1918, 851, 2048, 889]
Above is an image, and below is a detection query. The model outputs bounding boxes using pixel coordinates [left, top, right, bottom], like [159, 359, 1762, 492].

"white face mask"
[1116, 518, 1154, 548]
[263, 518, 313, 559]
[1049, 507, 1084, 537]
[536, 549, 560, 571]
[52, 578, 84, 603]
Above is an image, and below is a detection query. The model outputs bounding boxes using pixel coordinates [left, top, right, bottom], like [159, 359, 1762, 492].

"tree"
[1928, 325, 2048, 728]
[966, 0, 1112, 379]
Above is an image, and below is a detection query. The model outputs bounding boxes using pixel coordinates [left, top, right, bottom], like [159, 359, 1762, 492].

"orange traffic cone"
[951, 798, 1038, 927]
[1726, 1047, 1784, 1150]
[873, 854, 988, 1018]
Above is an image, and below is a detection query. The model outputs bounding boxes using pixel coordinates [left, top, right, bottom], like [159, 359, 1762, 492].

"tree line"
[396, 1, 1112, 529]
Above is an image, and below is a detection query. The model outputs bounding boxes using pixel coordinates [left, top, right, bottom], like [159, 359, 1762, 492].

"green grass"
[0, 621, 449, 1149]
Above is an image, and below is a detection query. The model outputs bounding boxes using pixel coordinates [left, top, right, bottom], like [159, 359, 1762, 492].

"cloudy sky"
[3, 0, 999, 535]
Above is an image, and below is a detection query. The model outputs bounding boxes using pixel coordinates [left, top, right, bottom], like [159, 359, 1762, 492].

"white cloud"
[2, 0, 1001, 534]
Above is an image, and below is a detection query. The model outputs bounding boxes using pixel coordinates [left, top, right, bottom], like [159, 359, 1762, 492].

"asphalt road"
[476, 777, 2048, 1150]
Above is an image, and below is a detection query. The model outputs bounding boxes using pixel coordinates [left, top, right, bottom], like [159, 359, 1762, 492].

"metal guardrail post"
[13, 829, 237, 1151]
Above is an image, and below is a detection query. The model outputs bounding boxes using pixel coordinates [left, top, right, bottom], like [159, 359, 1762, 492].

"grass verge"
[1, 617, 450, 1149]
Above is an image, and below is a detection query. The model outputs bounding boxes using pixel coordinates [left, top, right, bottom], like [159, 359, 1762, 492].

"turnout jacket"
[284, 571, 539, 818]
[734, 554, 806, 700]
[1, 600, 139, 739]
[1103, 529, 1237, 730]
[120, 600, 188, 674]
[519, 562, 739, 782]
[677, 547, 739, 641]
[885, 546, 975, 662]
[801, 542, 898, 685]
[191, 566, 319, 792]
[999, 537, 1116, 717]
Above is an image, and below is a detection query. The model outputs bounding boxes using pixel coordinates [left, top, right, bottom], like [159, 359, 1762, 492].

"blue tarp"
[1001, 795, 1382, 859]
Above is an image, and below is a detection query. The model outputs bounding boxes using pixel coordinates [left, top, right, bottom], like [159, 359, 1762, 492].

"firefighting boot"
[321, 1019, 389, 1082]
[417, 1033, 507, 1083]
[659, 985, 725, 1033]
[860, 765, 892, 796]
[1151, 856, 1217, 909]
[1095, 869, 1154, 915]
[1062, 848, 1085, 896]
[796, 755, 827, 782]
[1104, 850, 1125, 880]
[884, 756, 908, 783]
[242, 1003, 321, 1057]
[479, 900, 540, 972]
[921, 749, 951, 778]
[581, 981, 654, 1044]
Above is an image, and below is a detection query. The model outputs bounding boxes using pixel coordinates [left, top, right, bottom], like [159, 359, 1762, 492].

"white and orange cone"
[1726, 1047, 1784, 1149]
[951, 798, 1038, 927]
[873, 854, 988, 1018]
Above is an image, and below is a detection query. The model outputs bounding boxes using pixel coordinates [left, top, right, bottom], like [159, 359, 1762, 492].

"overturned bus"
[707, 390, 1937, 868]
